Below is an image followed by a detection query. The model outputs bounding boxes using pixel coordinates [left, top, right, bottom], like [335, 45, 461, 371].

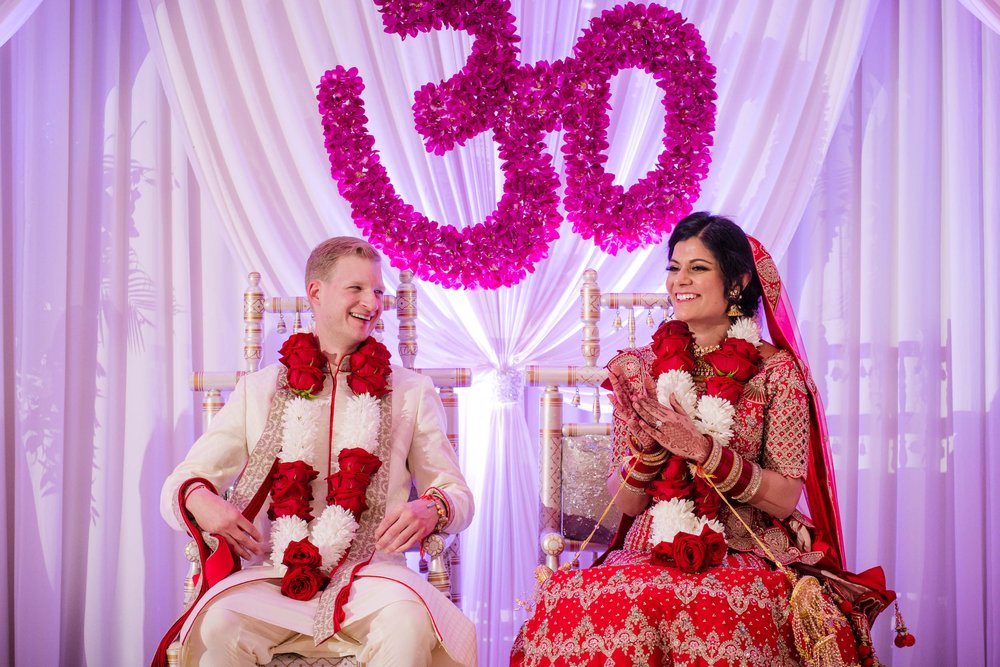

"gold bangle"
[627, 468, 660, 482]
[621, 479, 648, 495]
[627, 434, 646, 458]
[702, 438, 723, 475]
[716, 454, 744, 493]
[640, 448, 670, 466]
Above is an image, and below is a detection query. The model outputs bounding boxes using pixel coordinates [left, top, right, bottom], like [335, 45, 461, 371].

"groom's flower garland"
[644, 318, 763, 573]
[268, 332, 391, 601]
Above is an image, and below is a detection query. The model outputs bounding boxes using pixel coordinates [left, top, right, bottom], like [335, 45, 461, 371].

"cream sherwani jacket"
[161, 363, 476, 666]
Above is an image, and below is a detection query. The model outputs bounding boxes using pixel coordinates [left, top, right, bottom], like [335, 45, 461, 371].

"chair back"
[527, 269, 669, 570]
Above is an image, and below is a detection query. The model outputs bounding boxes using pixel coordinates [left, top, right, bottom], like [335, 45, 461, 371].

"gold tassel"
[788, 572, 850, 667]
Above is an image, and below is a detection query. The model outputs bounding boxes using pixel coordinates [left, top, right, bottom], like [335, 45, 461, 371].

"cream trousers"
[185, 595, 437, 666]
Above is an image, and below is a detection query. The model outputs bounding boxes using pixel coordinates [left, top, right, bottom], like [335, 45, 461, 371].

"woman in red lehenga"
[512, 213, 897, 666]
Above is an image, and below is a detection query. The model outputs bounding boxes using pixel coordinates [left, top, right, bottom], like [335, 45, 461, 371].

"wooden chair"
[169, 270, 470, 666]
[526, 269, 669, 570]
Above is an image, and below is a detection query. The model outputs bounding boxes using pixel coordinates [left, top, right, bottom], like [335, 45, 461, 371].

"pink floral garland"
[317, 1, 716, 288]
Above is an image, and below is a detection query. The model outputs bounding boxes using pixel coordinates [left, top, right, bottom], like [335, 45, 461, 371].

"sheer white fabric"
[2, 0, 998, 665]
[786, 3, 1000, 663]
[0, 0, 40, 47]
[958, 0, 1000, 34]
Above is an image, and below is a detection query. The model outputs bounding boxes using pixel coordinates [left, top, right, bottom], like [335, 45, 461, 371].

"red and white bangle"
[732, 462, 763, 503]
[708, 445, 762, 502]
[183, 482, 208, 502]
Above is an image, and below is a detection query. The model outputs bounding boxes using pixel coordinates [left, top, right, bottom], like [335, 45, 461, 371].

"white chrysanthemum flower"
[280, 397, 324, 464]
[695, 396, 736, 446]
[656, 370, 697, 418]
[269, 515, 310, 575]
[727, 317, 761, 348]
[648, 498, 701, 546]
[312, 505, 359, 573]
[332, 394, 380, 455]
[698, 516, 726, 538]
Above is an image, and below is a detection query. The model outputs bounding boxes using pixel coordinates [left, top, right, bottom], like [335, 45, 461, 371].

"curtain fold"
[784, 2, 1000, 662]
[0, 0, 41, 47]
[2, 0, 244, 664]
[958, 0, 1000, 34]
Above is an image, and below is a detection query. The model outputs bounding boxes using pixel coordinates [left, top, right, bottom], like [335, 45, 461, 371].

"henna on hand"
[631, 394, 711, 463]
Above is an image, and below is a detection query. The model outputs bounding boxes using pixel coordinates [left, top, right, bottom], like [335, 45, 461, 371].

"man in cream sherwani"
[161, 237, 476, 666]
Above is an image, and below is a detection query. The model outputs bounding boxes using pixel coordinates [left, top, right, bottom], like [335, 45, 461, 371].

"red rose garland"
[645, 318, 763, 573]
[269, 332, 392, 600]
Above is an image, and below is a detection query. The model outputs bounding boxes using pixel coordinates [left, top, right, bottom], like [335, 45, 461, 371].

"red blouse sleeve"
[760, 352, 810, 479]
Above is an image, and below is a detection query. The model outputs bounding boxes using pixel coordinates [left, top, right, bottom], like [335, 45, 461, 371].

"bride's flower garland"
[267, 332, 391, 601]
[644, 318, 763, 573]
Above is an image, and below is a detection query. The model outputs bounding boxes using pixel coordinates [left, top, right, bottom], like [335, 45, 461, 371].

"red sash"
[151, 468, 275, 667]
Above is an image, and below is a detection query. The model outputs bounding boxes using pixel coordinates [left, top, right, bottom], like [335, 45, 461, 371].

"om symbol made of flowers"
[317, 1, 717, 290]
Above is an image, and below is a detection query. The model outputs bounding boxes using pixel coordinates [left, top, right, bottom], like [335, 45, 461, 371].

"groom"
[159, 237, 475, 666]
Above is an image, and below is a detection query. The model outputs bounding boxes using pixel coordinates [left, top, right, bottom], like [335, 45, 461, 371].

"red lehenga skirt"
[511, 550, 861, 666]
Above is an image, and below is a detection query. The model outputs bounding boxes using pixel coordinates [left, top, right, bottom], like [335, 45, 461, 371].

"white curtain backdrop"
[0, 0, 41, 46]
[2, 0, 997, 665]
[958, 0, 1000, 34]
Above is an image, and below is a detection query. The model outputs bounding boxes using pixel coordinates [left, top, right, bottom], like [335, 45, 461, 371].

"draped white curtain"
[0, 0, 41, 46]
[2, 0, 997, 665]
[1, 0, 244, 664]
[786, 3, 1000, 663]
[958, 0, 1000, 34]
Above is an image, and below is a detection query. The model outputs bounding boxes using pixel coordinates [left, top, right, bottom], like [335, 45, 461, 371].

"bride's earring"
[726, 287, 744, 318]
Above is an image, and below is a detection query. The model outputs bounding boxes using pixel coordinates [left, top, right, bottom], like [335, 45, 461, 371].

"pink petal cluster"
[560, 3, 717, 255]
[317, 1, 716, 289]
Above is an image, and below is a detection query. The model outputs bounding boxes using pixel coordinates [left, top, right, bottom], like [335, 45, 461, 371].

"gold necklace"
[692, 342, 721, 380]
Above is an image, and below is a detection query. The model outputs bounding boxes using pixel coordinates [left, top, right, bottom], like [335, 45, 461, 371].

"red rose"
[338, 448, 383, 478]
[284, 346, 326, 370]
[661, 454, 688, 480]
[657, 320, 692, 340]
[647, 479, 689, 502]
[267, 496, 314, 522]
[272, 461, 319, 500]
[282, 538, 322, 568]
[650, 320, 695, 377]
[703, 375, 743, 404]
[672, 531, 708, 573]
[651, 350, 696, 377]
[646, 455, 692, 501]
[704, 338, 761, 382]
[327, 484, 369, 516]
[287, 365, 324, 396]
[650, 541, 674, 566]
[347, 338, 392, 397]
[280, 565, 328, 601]
[279, 333, 321, 365]
[700, 525, 728, 566]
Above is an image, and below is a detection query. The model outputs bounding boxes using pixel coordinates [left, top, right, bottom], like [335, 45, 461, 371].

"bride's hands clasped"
[608, 365, 711, 464]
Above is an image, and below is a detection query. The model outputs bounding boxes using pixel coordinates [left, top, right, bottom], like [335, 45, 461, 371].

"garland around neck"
[269, 392, 379, 577]
[269, 331, 391, 600]
[645, 317, 763, 572]
[655, 317, 762, 447]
